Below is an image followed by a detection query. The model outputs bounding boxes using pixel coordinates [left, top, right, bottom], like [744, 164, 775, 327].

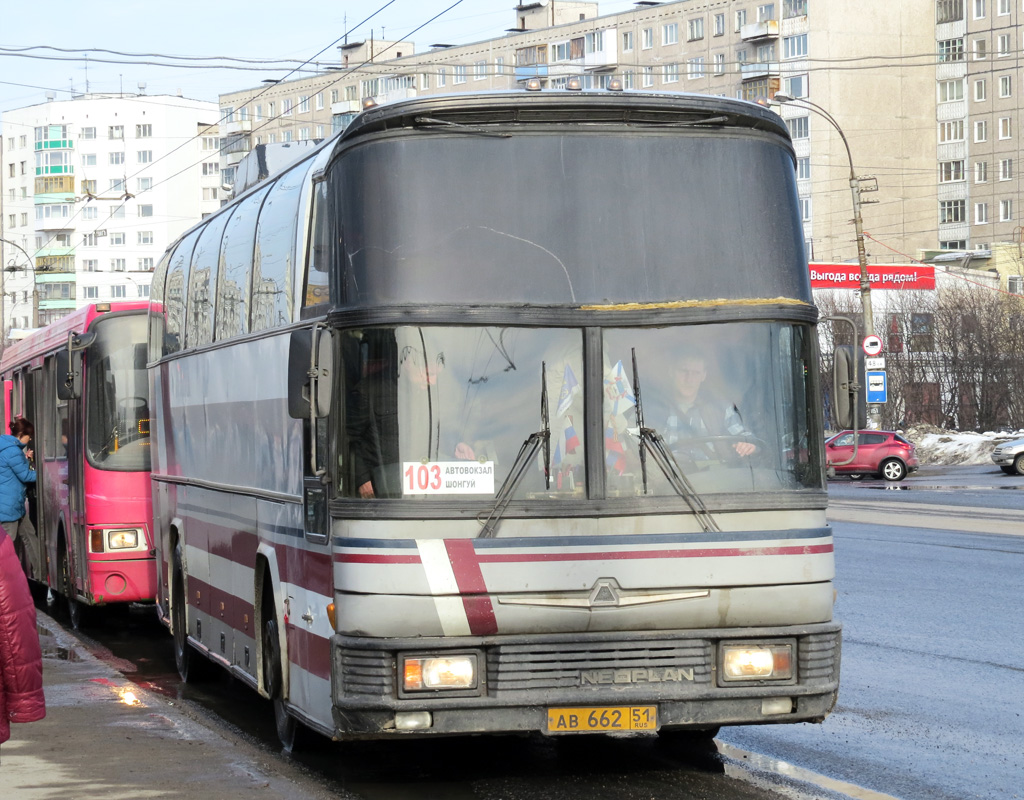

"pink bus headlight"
[720, 643, 794, 682]
[107, 529, 140, 550]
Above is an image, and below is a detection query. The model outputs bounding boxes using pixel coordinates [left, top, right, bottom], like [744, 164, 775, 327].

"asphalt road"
[720, 463, 1024, 800]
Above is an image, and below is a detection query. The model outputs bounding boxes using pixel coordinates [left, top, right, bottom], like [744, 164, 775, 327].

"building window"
[82, 259, 98, 272]
[438, 68, 446, 87]
[973, 38, 987, 59]
[940, 199, 966, 223]
[111, 258, 126, 272]
[112, 285, 127, 298]
[138, 257, 155, 271]
[281, 98, 292, 116]
[661, 63, 678, 83]
[110, 232, 125, 246]
[1000, 75, 1012, 97]
[975, 119, 988, 142]
[714, 13, 725, 35]
[786, 116, 809, 139]
[911, 313, 935, 352]
[686, 59, 705, 79]
[81, 126, 96, 139]
[999, 117, 1012, 138]
[939, 79, 964, 102]
[138, 205, 153, 217]
[796, 157, 810, 180]
[136, 124, 152, 138]
[713, 53, 726, 74]
[108, 125, 124, 140]
[939, 160, 965, 182]
[110, 152, 125, 165]
[622, 31, 634, 51]
[973, 0, 986, 18]
[975, 202, 989, 224]
[299, 95, 309, 113]
[137, 177, 152, 192]
[83, 206, 98, 220]
[299, 127, 310, 140]
[202, 162, 219, 176]
[641, 66, 654, 87]
[938, 38, 964, 61]
[1000, 158, 1013, 180]
[784, 0, 808, 16]
[202, 188, 218, 201]
[686, 19, 703, 41]
[81, 153, 96, 166]
[138, 231, 154, 245]
[642, 28, 653, 49]
[800, 197, 811, 221]
[976, 161, 989, 182]
[997, 33, 1011, 56]
[735, 9, 747, 30]
[82, 179, 97, 195]
[622, 70, 635, 89]
[137, 150, 153, 164]
[663, 22, 679, 45]
[757, 4, 776, 21]
[736, 49, 748, 69]
[784, 34, 807, 59]
[84, 286, 99, 299]
[202, 136, 218, 150]
[940, 240, 967, 250]
[975, 79, 987, 101]
[110, 179, 125, 194]
[454, 65, 467, 84]
[1000, 199, 1013, 221]
[784, 74, 808, 98]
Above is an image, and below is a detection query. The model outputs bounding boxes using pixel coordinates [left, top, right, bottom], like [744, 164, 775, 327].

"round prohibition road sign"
[862, 334, 883, 356]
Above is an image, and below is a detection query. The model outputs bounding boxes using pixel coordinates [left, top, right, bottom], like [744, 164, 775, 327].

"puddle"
[41, 644, 83, 662]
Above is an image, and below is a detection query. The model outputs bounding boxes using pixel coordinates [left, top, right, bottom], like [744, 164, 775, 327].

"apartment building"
[219, 0, 946, 266]
[0, 93, 219, 336]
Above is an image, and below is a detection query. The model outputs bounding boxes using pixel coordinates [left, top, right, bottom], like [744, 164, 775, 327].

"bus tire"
[172, 542, 209, 682]
[59, 536, 87, 631]
[262, 587, 303, 752]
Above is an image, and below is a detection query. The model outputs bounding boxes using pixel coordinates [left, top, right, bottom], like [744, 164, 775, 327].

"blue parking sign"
[866, 371, 887, 403]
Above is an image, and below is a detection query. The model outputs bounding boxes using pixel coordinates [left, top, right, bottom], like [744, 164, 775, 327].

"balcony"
[740, 62, 780, 80]
[740, 20, 779, 41]
[35, 138, 73, 151]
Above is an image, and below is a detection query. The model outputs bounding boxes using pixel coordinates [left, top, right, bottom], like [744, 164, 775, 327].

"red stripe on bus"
[335, 553, 423, 564]
[285, 623, 332, 681]
[444, 539, 498, 636]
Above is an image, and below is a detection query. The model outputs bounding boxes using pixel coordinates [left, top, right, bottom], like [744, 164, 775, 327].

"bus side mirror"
[833, 345, 865, 429]
[56, 331, 96, 400]
[288, 328, 333, 420]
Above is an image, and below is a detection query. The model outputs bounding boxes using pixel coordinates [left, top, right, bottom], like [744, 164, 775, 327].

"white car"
[991, 438, 1024, 476]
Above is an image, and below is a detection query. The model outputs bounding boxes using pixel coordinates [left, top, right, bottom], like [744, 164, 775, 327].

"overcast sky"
[0, 0, 642, 120]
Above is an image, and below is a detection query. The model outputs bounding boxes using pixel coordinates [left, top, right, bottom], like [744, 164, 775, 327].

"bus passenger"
[0, 420, 39, 578]
[665, 355, 759, 464]
[0, 520, 47, 760]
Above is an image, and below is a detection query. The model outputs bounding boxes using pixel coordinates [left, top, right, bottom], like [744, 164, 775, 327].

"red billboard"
[809, 263, 936, 290]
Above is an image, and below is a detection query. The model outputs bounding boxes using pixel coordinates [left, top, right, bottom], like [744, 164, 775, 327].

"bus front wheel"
[262, 589, 302, 752]
[59, 539, 86, 630]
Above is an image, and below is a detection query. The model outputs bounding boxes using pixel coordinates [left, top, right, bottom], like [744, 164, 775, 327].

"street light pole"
[773, 92, 880, 428]
[0, 237, 41, 337]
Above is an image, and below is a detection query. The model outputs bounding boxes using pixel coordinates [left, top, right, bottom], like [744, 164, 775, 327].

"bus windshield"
[85, 313, 151, 471]
[339, 322, 821, 500]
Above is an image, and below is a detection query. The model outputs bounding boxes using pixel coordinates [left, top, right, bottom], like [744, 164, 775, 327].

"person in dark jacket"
[0, 522, 46, 758]
[0, 419, 38, 578]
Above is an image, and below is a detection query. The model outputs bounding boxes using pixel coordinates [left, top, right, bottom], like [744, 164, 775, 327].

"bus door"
[51, 345, 88, 599]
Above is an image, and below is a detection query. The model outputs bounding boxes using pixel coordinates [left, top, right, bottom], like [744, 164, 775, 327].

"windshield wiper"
[478, 362, 549, 539]
[413, 116, 512, 138]
[631, 348, 720, 533]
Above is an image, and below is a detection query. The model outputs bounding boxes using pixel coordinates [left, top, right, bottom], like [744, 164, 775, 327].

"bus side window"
[304, 180, 332, 309]
[186, 207, 234, 349]
[215, 183, 270, 342]
[163, 230, 202, 356]
[252, 167, 307, 334]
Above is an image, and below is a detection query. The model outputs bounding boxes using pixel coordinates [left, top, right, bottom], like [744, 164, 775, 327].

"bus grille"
[487, 639, 713, 695]
[798, 630, 841, 684]
[339, 649, 393, 697]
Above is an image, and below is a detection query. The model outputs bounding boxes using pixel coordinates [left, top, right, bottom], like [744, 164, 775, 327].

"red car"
[825, 430, 919, 481]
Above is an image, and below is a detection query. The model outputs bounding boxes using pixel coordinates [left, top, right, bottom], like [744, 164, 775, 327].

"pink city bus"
[1, 302, 154, 628]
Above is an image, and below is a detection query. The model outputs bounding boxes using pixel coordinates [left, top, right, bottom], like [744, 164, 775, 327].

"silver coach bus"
[148, 89, 839, 749]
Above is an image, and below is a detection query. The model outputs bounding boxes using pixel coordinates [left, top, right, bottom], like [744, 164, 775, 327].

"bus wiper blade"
[636, 115, 730, 128]
[631, 348, 719, 533]
[478, 363, 550, 539]
[413, 116, 512, 138]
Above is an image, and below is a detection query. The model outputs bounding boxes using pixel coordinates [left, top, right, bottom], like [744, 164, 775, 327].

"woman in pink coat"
[0, 521, 45, 757]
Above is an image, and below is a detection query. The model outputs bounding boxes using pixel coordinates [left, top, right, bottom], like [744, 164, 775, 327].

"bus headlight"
[402, 654, 478, 691]
[720, 643, 794, 682]
[107, 529, 140, 550]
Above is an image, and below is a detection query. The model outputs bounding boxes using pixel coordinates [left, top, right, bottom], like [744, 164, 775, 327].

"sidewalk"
[1, 610, 331, 800]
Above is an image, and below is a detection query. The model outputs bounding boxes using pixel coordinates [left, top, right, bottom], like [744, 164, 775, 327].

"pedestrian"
[0, 521, 46, 761]
[0, 419, 38, 578]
